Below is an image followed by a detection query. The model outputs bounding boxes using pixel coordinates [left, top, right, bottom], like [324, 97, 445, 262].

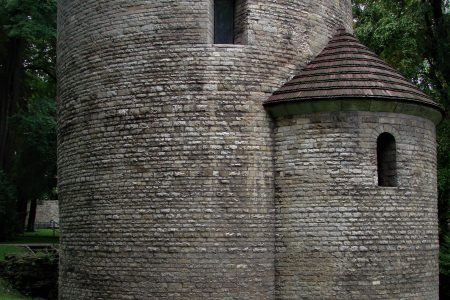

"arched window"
[377, 132, 397, 187]
[214, 0, 236, 44]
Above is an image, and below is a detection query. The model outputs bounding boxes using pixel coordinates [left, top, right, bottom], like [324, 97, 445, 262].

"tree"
[352, 0, 450, 297]
[0, 169, 16, 241]
[0, 0, 25, 174]
[11, 94, 57, 232]
[0, 0, 56, 234]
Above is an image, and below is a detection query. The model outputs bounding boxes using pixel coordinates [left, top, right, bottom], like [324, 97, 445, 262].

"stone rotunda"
[57, 1, 442, 299]
[265, 27, 443, 299]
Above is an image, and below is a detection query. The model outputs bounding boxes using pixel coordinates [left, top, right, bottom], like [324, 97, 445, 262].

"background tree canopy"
[0, 0, 56, 236]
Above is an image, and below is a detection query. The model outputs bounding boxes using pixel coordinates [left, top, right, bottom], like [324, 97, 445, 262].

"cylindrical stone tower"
[265, 29, 442, 299]
[57, 1, 352, 299]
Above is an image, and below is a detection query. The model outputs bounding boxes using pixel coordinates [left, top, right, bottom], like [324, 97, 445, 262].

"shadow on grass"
[0, 278, 42, 300]
[0, 229, 59, 245]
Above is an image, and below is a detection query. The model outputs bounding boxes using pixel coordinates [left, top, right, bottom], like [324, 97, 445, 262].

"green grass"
[23, 229, 59, 238]
[0, 229, 59, 245]
[0, 245, 27, 261]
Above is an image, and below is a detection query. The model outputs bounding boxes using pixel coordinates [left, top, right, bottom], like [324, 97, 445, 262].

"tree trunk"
[15, 193, 28, 233]
[26, 198, 37, 232]
[0, 37, 25, 173]
[0, 37, 26, 234]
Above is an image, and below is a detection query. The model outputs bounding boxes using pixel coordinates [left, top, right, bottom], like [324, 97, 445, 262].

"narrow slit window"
[214, 0, 235, 44]
[377, 132, 397, 187]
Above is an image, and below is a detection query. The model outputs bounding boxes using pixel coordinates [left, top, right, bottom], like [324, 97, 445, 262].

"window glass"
[214, 0, 235, 44]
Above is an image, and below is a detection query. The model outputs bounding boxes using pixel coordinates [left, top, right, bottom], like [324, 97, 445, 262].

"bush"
[0, 253, 58, 299]
[0, 170, 17, 241]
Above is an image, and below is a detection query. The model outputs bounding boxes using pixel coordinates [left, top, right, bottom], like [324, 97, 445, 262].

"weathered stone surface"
[272, 111, 439, 299]
[57, 1, 439, 299]
[28, 200, 59, 225]
[58, 1, 352, 299]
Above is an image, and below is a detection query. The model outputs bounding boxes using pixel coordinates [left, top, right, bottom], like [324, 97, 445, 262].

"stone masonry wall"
[26, 200, 59, 226]
[57, 0, 352, 298]
[273, 111, 439, 299]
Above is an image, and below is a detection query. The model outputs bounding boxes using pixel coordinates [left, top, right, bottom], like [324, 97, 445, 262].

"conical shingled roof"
[266, 28, 439, 108]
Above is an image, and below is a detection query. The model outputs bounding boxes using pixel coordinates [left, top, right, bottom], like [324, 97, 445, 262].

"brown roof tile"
[266, 28, 439, 108]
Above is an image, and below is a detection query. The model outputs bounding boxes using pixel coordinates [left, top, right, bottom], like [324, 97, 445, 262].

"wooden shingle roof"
[266, 28, 439, 108]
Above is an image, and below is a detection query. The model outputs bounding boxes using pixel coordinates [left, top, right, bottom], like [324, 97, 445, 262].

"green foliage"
[353, 0, 450, 97]
[353, 0, 425, 81]
[0, 0, 57, 101]
[0, 0, 56, 82]
[2, 0, 56, 37]
[442, 232, 450, 273]
[1, 229, 60, 245]
[22, 229, 58, 239]
[0, 170, 17, 241]
[0, 246, 25, 261]
[11, 95, 57, 201]
[438, 119, 450, 230]
[441, 231, 450, 296]
[0, 0, 57, 233]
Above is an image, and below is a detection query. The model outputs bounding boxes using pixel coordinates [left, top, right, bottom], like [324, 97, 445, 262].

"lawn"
[23, 229, 58, 238]
[0, 245, 27, 261]
[0, 229, 59, 245]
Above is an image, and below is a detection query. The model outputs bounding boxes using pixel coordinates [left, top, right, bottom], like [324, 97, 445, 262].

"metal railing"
[35, 220, 59, 237]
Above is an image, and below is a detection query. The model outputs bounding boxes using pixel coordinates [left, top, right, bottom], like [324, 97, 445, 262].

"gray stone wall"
[57, 1, 352, 299]
[36, 200, 59, 225]
[273, 111, 438, 299]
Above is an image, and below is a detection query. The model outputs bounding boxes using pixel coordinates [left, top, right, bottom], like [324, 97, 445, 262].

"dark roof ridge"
[266, 95, 439, 111]
[295, 63, 399, 75]
[316, 48, 377, 56]
[292, 71, 408, 82]
[279, 77, 423, 91]
[307, 56, 389, 66]
[272, 85, 431, 99]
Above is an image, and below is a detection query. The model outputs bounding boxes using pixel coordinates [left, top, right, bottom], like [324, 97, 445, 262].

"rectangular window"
[214, 0, 235, 44]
